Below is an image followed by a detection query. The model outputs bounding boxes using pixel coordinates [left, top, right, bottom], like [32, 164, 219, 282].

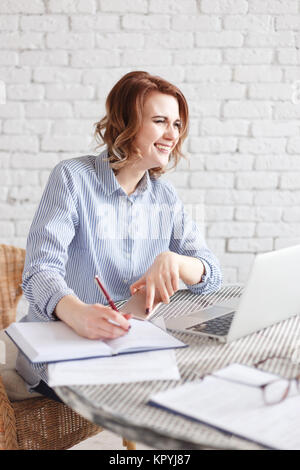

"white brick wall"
[1, 0, 300, 284]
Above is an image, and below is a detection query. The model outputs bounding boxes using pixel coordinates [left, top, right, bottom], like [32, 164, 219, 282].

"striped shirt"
[17, 150, 222, 386]
[22, 150, 222, 321]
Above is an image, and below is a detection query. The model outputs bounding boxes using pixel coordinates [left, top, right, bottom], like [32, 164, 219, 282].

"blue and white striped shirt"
[17, 150, 222, 386]
[22, 150, 222, 324]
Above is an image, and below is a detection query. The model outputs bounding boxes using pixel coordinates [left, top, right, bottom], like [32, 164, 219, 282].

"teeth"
[155, 144, 171, 151]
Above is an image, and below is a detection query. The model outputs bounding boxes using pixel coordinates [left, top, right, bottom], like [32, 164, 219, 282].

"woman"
[17, 71, 222, 400]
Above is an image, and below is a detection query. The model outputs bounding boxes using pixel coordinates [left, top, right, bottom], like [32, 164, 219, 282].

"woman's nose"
[163, 124, 177, 139]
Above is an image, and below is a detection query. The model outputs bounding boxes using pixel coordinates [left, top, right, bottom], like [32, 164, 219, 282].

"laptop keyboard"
[186, 311, 235, 337]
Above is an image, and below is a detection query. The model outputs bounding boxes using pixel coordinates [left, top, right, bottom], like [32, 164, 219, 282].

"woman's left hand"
[130, 251, 182, 313]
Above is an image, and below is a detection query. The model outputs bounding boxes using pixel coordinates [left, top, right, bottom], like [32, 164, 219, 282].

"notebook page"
[7, 321, 112, 362]
[106, 318, 184, 354]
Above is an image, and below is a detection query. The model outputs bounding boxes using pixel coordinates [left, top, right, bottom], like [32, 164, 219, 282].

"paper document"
[48, 349, 180, 386]
[149, 363, 300, 450]
[212, 362, 279, 386]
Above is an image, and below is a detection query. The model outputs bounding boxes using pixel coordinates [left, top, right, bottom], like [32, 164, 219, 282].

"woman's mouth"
[154, 143, 172, 154]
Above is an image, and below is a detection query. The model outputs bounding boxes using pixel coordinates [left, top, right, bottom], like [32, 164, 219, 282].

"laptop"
[165, 245, 300, 343]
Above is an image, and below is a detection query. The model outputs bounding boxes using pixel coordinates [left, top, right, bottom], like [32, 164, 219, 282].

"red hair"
[94, 71, 189, 178]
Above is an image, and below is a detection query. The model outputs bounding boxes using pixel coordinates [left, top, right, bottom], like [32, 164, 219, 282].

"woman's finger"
[122, 313, 132, 320]
[145, 281, 156, 314]
[96, 306, 131, 331]
[164, 275, 175, 298]
[156, 274, 171, 304]
[95, 317, 130, 338]
[171, 269, 180, 293]
[130, 276, 146, 295]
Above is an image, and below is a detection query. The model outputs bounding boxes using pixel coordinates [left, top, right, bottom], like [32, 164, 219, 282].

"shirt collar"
[95, 149, 154, 199]
[95, 149, 120, 196]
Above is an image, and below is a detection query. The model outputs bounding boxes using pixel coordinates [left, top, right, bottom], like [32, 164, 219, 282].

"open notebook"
[5, 319, 186, 364]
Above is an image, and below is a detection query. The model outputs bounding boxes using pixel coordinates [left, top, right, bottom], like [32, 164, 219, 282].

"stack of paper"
[47, 317, 181, 386]
[6, 316, 183, 386]
[48, 349, 180, 386]
[149, 363, 300, 449]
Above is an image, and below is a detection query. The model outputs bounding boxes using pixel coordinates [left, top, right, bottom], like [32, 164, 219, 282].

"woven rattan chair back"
[0, 244, 25, 329]
[0, 244, 135, 450]
[0, 244, 101, 449]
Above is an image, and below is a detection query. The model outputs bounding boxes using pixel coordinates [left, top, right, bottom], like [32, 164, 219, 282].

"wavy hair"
[94, 71, 189, 178]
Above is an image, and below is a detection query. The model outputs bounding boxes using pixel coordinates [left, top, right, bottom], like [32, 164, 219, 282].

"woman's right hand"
[55, 295, 131, 340]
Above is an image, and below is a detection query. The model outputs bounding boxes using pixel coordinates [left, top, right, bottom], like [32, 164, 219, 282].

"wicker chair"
[0, 244, 136, 450]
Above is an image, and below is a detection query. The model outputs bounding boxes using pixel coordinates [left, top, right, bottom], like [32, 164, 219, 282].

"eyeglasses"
[189, 355, 300, 407]
[253, 355, 300, 406]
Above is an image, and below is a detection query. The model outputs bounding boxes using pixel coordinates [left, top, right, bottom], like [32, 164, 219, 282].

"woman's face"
[134, 91, 181, 170]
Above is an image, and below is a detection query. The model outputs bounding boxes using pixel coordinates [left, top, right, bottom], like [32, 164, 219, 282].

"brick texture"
[0, 1, 300, 283]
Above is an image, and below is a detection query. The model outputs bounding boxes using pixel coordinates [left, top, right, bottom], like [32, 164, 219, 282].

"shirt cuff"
[46, 288, 74, 321]
[184, 259, 211, 290]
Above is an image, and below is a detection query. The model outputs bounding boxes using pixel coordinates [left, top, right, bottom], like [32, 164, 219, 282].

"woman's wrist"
[177, 253, 205, 286]
[54, 294, 86, 326]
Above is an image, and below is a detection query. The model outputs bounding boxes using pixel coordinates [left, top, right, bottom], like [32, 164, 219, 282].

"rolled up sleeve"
[22, 162, 79, 321]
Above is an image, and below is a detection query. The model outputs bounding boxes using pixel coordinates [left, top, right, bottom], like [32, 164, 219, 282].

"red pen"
[94, 275, 119, 312]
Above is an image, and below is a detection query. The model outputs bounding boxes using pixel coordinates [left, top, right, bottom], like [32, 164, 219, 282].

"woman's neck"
[114, 165, 146, 196]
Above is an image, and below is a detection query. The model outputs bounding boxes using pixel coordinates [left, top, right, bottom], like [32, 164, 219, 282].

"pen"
[94, 275, 119, 312]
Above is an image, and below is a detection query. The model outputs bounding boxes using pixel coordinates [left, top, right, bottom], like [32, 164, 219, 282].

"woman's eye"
[154, 120, 181, 128]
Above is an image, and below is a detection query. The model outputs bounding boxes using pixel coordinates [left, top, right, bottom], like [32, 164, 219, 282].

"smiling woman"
[113, 91, 183, 196]
[134, 92, 181, 170]
[94, 71, 189, 180]
[17, 70, 222, 402]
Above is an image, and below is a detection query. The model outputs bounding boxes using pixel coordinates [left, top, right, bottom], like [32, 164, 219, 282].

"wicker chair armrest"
[0, 374, 18, 450]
